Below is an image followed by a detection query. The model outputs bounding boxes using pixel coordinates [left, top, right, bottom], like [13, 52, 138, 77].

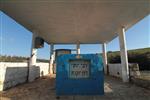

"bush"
[0, 55, 49, 63]
[108, 48, 150, 70]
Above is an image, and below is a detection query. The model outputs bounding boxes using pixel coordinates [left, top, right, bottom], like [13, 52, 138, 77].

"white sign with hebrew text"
[69, 60, 90, 79]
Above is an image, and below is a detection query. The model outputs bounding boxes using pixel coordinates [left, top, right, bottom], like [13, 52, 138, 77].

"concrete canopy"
[1, 0, 150, 44]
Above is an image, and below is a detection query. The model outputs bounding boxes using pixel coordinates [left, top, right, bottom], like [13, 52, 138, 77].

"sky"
[0, 11, 150, 60]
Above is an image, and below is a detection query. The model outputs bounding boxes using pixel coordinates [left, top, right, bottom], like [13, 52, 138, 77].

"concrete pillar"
[49, 44, 54, 75]
[28, 33, 37, 82]
[76, 43, 80, 54]
[118, 27, 129, 82]
[102, 43, 108, 75]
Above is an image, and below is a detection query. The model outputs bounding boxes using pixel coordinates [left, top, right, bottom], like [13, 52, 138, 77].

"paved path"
[0, 75, 150, 100]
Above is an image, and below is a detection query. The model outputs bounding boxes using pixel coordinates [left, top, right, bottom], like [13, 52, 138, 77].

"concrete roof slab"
[1, 0, 150, 44]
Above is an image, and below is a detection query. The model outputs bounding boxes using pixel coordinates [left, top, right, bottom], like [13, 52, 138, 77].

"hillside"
[0, 48, 149, 70]
[108, 48, 150, 70]
[0, 55, 49, 63]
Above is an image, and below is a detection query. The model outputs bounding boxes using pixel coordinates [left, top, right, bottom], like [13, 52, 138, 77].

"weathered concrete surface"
[131, 71, 150, 90]
[0, 75, 150, 100]
[0, 62, 49, 91]
[108, 63, 140, 78]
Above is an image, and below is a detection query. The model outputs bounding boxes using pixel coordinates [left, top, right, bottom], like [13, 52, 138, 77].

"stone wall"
[131, 71, 150, 89]
[108, 64, 122, 78]
[108, 63, 140, 78]
[0, 62, 49, 91]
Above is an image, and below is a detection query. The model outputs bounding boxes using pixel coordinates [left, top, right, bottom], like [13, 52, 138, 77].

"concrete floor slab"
[0, 75, 150, 100]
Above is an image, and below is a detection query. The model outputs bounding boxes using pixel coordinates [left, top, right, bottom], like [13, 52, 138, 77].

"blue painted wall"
[56, 54, 104, 95]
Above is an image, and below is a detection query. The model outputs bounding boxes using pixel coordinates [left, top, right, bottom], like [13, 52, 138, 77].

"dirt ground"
[0, 75, 150, 100]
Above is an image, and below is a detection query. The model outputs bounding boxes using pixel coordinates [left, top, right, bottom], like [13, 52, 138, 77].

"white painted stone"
[0, 62, 49, 91]
[108, 64, 122, 78]
[108, 63, 137, 79]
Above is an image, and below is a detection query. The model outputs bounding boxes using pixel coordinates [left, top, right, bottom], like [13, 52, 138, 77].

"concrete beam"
[102, 43, 108, 75]
[118, 27, 129, 82]
[28, 33, 37, 82]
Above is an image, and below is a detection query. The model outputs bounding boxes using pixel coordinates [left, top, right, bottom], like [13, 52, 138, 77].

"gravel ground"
[0, 75, 150, 100]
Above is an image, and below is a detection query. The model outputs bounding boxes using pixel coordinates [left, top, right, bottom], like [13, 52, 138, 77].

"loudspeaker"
[34, 37, 44, 48]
